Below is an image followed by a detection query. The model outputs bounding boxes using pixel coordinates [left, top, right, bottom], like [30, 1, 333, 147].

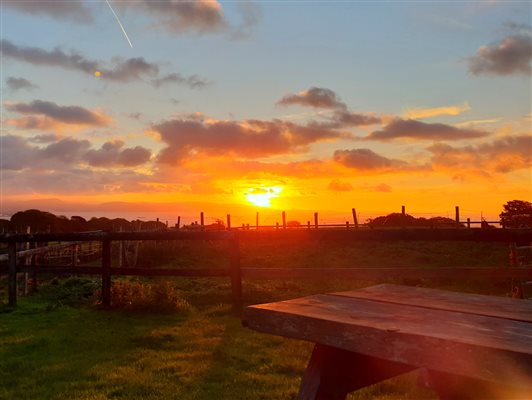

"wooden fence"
[1, 228, 532, 310]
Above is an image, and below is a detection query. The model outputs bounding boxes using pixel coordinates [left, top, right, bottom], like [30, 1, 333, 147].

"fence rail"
[2, 228, 532, 309]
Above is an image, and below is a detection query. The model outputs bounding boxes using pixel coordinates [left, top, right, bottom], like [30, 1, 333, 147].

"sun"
[245, 187, 282, 207]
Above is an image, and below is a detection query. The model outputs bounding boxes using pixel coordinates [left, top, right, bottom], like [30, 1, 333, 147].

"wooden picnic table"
[244, 284, 532, 400]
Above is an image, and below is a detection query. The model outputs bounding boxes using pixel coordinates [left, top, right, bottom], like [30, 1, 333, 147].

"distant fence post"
[177, 216, 181, 229]
[8, 241, 17, 307]
[101, 238, 111, 307]
[200, 212, 205, 231]
[282, 211, 286, 229]
[256, 212, 259, 230]
[314, 212, 319, 229]
[227, 214, 231, 230]
[230, 232, 242, 312]
[352, 208, 358, 229]
[401, 206, 406, 215]
[467, 218, 471, 229]
[455, 206, 460, 225]
[346, 221, 350, 230]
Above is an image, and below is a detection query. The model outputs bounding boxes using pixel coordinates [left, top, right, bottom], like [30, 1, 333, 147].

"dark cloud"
[332, 110, 382, 127]
[367, 119, 489, 141]
[151, 73, 210, 89]
[278, 87, 347, 109]
[333, 148, 408, 171]
[327, 179, 353, 192]
[374, 183, 392, 193]
[6, 76, 38, 91]
[0, 40, 159, 82]
[153, 115, 350, 164]
[0, 135, 151, 171]
[468, 34, 532, 76]
[428, 134, 532, 174]
[29, 134, 62, 143]
[5, 100, 111, 126]
[85, 140, 151, 167]
[133, 0, 227, 35]
[278, 87, 382, 127]
[4, 1, 93, 23]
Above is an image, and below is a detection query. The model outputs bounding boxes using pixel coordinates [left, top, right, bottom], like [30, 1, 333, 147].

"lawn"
[0, 240, 512, 400]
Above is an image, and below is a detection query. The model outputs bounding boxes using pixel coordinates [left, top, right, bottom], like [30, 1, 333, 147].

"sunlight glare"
[245, 187, 282, 207]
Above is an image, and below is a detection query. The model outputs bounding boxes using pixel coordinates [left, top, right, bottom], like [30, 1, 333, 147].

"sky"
[1, 0, 531, 225]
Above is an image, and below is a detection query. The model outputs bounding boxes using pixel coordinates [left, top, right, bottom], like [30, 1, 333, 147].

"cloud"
[133, 0, 227, 35]
[0, 135, 151, 171]
[327, 179, 353, 192]
[374, 183, 392, 193]
[333, 148, 409, 171]
[231, 1, 263, 40]
[428, 134, 532, 175]
[153, 115, 350, 164]
[29, 134, 62, 143]
[5, 76, 38, 92]
[278, 87, 347, 109]
[151, 73, 210, 89]
[4, 1, 93, 23]
[331, 110, 382, 127]
[85, 140, 152, 167]
[467, 34, 532, 76]
[0, 40, 161, 82]
[5, 100, 111, 127]
[366, 118, 489, 141]
[404, 103, 471, 119]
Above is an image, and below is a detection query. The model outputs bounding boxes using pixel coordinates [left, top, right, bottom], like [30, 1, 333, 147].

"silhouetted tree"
[500, 200, 532, 228]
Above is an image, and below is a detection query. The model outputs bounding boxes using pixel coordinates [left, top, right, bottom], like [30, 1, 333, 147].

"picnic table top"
[244, 284, 532, 389]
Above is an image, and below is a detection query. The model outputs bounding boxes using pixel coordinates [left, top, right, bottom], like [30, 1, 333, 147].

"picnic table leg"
[297, 344, 415, 400]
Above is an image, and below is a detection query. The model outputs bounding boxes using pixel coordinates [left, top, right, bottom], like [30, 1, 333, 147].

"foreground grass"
[0, 240, 511, 399]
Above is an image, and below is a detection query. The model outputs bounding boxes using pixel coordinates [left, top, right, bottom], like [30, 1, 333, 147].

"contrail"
[105, 0, 133, 48]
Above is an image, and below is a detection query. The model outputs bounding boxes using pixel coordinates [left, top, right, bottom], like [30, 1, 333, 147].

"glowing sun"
[245, 187, 282, 207]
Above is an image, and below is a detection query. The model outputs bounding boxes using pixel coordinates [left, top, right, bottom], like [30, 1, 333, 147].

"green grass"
[0, 240, 512, 399]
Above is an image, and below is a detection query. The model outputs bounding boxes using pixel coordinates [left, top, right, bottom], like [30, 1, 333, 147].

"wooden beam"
[8, 242, 17, 307]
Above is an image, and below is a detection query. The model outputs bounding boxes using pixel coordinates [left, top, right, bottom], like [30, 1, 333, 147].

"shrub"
[109, 280, 191, 313]
[38, 277, 100, 306]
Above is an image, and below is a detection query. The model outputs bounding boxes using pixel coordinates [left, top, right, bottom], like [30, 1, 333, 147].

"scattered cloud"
[5, 76, 39, 92]
[278, 87, 382, 127]
[0, 135, 151, 171]
[151, 73, 210, 89]
[327, 179, 353, 192]
[366, 118, 490, 141]
[231, 1, 263, 40]
[404, 103, 470, 119]
[153, 115, 350, 164]
[1, 40, 206, 86]
[132, 0, 227, 35]
[467, 34, 532, 76]
[333, 148, 410, 171]
[4, 1, 93, 23]
[85, 140, 152, 167]
[428, 134, 532, 175]
[5, 100, 111, 127]
[278, 87, 347, 109]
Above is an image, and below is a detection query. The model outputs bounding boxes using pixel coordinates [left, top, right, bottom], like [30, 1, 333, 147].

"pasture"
[0, 239, 513, 399]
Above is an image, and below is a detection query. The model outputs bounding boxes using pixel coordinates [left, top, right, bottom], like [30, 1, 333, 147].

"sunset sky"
[1, 1, 531, 225]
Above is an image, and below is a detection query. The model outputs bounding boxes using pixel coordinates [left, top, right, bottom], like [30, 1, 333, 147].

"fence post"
[227, 214, 231, 230]
[8, 241, 17, 307]
[101, 238, 111, 307]
[401, 206, 406, 215]
[230, 232, 242, 312]
[177, 216, 181, 229]
[346, 221, 349, 230]
[455, 206, 460, 225]
[467, 218, 471, 229]
[282, 211, 286, 229]
[200, 212, 205, 231]
[314, 212, 319, 229]
[256, 212, 259, 230]
[352, 208, 358, 229]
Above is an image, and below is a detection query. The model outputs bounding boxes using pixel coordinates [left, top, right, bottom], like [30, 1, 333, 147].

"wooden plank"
[8, 242, 17, 307]
[13, 265, 230, 277]
[332, 284, 532, 323]
[101, 239, 111, 307]
[241, 267, 532, 280]
[244, 295, 532, 387]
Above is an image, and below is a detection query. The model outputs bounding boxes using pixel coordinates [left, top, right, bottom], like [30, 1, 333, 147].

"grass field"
[0, 240, 513, 400]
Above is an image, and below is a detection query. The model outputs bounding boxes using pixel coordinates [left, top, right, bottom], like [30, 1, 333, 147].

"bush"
[109, 280, 191, 313]
[38, 277, 100, 306]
